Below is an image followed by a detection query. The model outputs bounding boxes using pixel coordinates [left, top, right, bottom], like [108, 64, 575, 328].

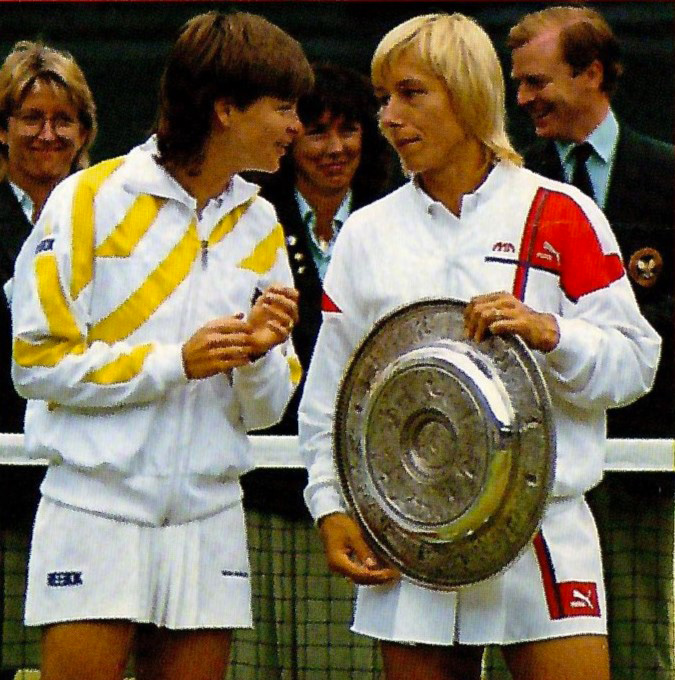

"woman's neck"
[420, 143, 493, 217]
[296, 178, 350, 243]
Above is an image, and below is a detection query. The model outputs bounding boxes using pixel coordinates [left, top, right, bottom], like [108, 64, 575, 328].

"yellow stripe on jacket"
[70, 157, 126, 299]
[209, 197, 256, 247]
[90, 222, 201, 343]
[13, 253, 86, 368]
[84, 344, 154, 384]
[238, 223, 286, 275]
[95, 195, 167, 258]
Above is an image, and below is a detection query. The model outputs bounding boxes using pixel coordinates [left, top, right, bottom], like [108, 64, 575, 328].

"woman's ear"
[213, 98, 234, 130]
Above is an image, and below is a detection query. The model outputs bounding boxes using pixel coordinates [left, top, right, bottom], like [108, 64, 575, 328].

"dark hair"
[508, 7, 623, 95]
[273, 63, 393, 200]
[155, 11, 313, 172]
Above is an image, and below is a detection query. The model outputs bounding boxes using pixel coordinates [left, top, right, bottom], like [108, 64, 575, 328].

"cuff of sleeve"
[236, 346, 279, 381]
[545, 316, 601, 372]
[151, 343, 190, 384]
[306, 482, 347, 523]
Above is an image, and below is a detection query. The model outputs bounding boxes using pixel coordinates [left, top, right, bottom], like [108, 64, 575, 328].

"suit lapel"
[603, 125, 634, 223]
[0, 180, 34, 283]
[524, 140, 565, 183]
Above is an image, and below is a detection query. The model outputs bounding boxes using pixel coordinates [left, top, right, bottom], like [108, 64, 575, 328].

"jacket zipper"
[201, 239, 208, 269]
[161, 217, 203, 525]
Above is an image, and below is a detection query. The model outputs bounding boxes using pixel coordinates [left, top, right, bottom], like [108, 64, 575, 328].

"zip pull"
[201, 240, 208, 269]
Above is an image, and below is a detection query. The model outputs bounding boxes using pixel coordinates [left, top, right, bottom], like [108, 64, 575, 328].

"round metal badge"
[334, 298, 556, 590]
[628, 247, 663, 288]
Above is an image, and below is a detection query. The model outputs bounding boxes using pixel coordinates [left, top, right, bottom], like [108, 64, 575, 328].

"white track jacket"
[300, 163, 660, 521]
[12, 138, 300, 525]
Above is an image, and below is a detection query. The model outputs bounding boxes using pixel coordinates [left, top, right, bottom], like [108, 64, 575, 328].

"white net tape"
[0, 433, 672, 471]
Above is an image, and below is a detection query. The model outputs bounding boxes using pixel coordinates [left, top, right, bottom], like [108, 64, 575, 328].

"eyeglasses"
[10, 110, 80, 138]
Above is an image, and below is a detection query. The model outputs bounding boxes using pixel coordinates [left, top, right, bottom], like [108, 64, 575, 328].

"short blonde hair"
[0, 41, 97, 181]
[372, 13, 522, 166]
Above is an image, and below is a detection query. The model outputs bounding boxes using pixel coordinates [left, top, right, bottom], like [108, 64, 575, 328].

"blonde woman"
[299, 13, 659, 680]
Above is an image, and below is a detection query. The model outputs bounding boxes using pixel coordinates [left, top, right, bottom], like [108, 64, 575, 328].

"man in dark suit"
[508, 6, 673, 439]
[508, 8, 674, 679]
[0, 41, 97, 435]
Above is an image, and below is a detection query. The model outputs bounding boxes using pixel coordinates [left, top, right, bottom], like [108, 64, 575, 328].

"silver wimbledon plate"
[334, 298, 556, 590]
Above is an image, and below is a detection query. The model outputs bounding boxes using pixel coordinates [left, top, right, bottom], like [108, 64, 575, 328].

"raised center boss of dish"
[403, 409, 458, 483]
[363, 342, 514, 529]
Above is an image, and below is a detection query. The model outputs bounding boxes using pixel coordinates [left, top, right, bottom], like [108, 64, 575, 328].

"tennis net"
[1, 435, 672, 680]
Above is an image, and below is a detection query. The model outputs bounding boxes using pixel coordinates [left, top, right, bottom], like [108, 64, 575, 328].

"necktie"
[570, 142, 595, 200]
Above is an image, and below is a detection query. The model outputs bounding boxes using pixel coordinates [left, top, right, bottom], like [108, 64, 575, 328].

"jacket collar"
[121, 136, 259, 213]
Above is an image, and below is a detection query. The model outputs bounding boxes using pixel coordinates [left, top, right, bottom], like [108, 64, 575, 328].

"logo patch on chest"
[35, 238, 55, 255]
[491, 241, 515, 253]
[628, 247, 663, 288]
[47, 571, 83, 587]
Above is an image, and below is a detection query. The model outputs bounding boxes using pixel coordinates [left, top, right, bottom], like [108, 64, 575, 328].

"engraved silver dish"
[334, 298, 556, 589]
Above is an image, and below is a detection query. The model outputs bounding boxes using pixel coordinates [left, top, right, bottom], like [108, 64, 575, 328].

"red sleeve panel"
[515, 188, 625, 303]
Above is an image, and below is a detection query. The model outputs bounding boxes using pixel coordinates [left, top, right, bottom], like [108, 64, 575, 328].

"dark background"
[0, 1, 672, 162]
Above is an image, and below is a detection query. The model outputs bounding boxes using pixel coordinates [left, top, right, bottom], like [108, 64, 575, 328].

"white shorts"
[353, 495, 606, 645]
[25, 498, 252, 630]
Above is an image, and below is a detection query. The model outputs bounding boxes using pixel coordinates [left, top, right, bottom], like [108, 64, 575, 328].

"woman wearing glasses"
[0, 41, 96, 435]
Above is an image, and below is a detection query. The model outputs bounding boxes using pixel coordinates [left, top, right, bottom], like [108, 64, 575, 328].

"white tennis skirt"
[25, 497, 252, 630]
[353, 495, 606, 645]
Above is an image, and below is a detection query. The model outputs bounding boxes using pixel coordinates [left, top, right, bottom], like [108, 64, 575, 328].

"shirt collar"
[295, 189, 313, 225]
[295, 188, 353, 230]
[8, 181, 35, 224]
[410, 175, 435, 212]
[556, 109, 619, 165]
[410, 160, 505, 213]
[334, 190, 352, 225]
